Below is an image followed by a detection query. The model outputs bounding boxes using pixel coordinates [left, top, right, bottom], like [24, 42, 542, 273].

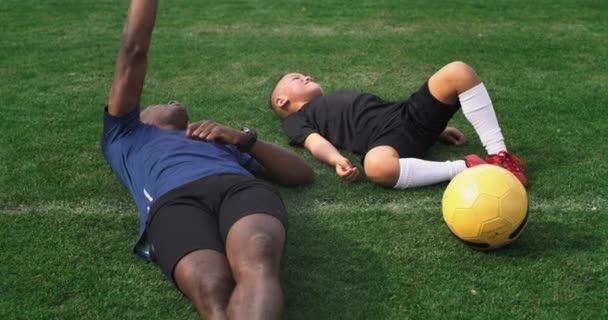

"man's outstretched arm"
[107, 0, 158, 117]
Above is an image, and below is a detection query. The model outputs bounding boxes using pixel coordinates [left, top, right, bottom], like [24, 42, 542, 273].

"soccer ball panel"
[471, 194, 500, 221]
[472, 167, 512, 198]
[499, 190, 528, 225]
[443, 180, 479, 209]
[479, 217, 514, 248]
[479, 217, 511, 234]
[449, 208, 482, 239]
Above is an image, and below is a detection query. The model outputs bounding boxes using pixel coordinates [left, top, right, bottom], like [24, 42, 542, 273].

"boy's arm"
[303, 133, 359, 182]
[107, 0, 158, 117]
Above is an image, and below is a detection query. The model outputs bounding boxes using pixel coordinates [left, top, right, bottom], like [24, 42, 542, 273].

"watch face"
[238, 127, 257, 152]
[242, 127, 256, 137]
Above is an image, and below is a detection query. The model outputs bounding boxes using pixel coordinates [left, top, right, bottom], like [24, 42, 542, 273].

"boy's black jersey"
[281, 90, 405, 156]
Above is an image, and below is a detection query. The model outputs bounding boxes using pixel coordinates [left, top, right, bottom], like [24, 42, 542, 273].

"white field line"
[302, 197, 607, 215]
[0, 200, 134, 216]
[0, 196, 605, 216]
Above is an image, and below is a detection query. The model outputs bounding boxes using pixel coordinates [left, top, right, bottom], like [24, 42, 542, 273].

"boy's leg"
[428, 61, 507, 154]
[428, 61, 527, 186]
[364, 145, 484, 188]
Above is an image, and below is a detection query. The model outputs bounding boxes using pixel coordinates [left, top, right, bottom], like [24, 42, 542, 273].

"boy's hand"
[439, 127, 466, 146]
[186, 120, 246, 145]
[335, 157, 359, 182]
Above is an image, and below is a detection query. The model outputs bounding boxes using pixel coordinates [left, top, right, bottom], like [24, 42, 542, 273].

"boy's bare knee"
[364, 154, 399, 187]
[442, 61, 480, 90]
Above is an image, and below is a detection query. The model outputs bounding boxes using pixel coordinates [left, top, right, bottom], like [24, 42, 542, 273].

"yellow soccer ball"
[442, 164, 528, 250]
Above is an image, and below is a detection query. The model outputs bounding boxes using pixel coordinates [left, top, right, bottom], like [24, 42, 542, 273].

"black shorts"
[146, 174, 287, 282]
[367, 81, 459, 159]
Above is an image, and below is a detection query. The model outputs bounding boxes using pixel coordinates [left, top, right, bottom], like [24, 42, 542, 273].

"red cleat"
[486, 151, 528, 187]
[464, 154, 487, 168]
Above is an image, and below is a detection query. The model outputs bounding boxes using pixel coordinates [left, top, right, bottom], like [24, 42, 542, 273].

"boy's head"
[268, 73, 324, 119]
[141, 101, 189, 130]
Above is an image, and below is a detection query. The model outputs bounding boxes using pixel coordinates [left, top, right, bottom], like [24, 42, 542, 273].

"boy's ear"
[275, 96, 289, 110]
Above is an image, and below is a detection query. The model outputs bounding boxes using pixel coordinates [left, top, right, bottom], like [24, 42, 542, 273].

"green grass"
[1, 0, 607, 319]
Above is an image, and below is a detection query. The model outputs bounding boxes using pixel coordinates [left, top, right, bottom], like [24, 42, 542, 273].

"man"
[101, 1, 313, 319]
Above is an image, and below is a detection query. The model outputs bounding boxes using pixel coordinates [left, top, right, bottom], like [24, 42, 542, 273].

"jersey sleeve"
[281, 113, 316, 146]
[100, 106, 147, 187]
[101, 106, 143, 146]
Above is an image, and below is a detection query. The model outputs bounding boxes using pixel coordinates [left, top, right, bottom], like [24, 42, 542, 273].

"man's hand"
[186, 120, 247, 145]
[335, 157, 359, 183]
[439, 126, 466, 146]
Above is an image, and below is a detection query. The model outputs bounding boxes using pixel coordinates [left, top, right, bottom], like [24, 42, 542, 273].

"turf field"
[1, 0, 607, 319]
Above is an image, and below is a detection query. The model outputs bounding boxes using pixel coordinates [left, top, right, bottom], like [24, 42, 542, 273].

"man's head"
[268, 73, 324, 119]
[141, 101, 189, 130]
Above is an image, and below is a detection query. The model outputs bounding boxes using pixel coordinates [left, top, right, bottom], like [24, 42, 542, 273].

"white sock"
[459, 83, 507, 155]
[394, 158, 467, 189]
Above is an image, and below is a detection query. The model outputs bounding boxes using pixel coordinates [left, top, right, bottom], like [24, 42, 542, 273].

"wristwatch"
[237, 127, 257, 152]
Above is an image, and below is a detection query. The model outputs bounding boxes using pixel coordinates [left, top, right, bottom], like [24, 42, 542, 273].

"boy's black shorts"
[367, 81, 460, 159]
[146, 174, 287, 282]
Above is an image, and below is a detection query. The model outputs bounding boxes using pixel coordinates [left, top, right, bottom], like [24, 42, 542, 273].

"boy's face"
[272, 73, 324, 116]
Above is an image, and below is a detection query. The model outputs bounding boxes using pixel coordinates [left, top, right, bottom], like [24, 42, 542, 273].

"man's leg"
[173, 250, 234, 320]
[148, 199, 234, 320]
[225, 214, 285, 320]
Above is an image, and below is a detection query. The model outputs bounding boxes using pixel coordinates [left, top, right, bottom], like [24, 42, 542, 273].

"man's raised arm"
[107, 0, 158, 117]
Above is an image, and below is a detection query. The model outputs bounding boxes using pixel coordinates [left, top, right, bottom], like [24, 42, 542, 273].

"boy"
[102, 1, 313, 319]
[268, 61, 528, 189]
